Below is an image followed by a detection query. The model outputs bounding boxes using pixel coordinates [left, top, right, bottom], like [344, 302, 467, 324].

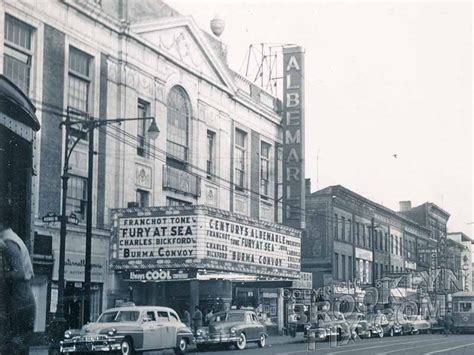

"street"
[190, 334, 474, 355]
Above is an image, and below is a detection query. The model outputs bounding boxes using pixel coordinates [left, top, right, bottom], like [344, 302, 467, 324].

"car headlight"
[196, 329, 203, 336]
[230, 327, 237, 334]
[107, 328, 117, 336]
[64, 330, 73, 339]
[305, 324, 312, 330]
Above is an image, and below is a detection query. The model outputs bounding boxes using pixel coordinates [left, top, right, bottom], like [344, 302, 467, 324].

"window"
[167, 86, 190, 162]
[334, 214, 338, 239]
[3, 15, 33, 95]
[145, 311, 156, 321]
[459, 302, 472, 313]
[379, 231, 383, 250]
[234, 129, 247, 189]
[166, 197, 192, 206]
[66, 175, 87, 221]
[347, 219, 352, 241]
[395, 236, 398, 255]
[342, 254, 346, 280]
[341, 217, 346, 241]
[374, 230, 378, 250]
[390, 234, 394, 254]
[260, 142, 271, 196]
[68, 47, 92, 140]
[334, 253, 339, 279]
[157, 311, 169, 322]
[137, 100, 150, 157]
[384, 233, 388, 252]
[356, 222, 360, 245]
[170, 312, 180, 322]
[207, 130, 216, 177]
[136, 189, 149, 208]
[348, 256, 352, 279]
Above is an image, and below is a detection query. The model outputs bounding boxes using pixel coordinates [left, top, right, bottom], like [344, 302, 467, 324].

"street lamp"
[51, 107, 159, 342]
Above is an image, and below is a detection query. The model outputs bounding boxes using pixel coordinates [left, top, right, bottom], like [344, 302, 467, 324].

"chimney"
[305, 178, 311, 196]
[399, 201, 412, 212]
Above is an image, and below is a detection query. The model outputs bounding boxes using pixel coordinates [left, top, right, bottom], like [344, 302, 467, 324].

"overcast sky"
[167, 0, 473, 236]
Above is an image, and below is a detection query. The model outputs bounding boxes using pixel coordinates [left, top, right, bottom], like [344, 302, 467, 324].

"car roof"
[103, 306, 178, 314]
[214, 310, 253, 316]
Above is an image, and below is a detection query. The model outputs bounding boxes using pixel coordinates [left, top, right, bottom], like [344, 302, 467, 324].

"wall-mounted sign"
[124, 269, 196, 282]
[355, 247, 373, 261]
[53, 251, 106, 282]
[112, 206, 301, 279]
[282, 45, 305, 230]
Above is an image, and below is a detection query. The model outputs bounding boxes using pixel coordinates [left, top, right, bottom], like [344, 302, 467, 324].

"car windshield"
[98, 310, 140, 323]
[226, 313, 246, 322]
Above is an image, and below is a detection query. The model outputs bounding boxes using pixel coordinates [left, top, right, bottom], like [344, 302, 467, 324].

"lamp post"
[52, 107, 159, 340]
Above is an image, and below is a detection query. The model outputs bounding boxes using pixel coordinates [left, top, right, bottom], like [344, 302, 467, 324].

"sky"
[167, 0, 473, 236]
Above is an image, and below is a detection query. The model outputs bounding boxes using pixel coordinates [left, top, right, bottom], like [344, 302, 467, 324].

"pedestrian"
[205, 307, 214, 325]
[182, 308, 191, 328]
[0, 221, 36, 355]
[192, 305, 203, 334]
[444, 310, 454, 336]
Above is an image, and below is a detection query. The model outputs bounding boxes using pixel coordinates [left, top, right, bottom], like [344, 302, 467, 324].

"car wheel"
[120, 338, 134, 355]
[378, 329, 384, 338]
[390, 328, 394, 337]
[258, 334, 266, 348]
[366, 330, 371, 339]
[174, 338, 188, 355]
[235, 333, 247, 350]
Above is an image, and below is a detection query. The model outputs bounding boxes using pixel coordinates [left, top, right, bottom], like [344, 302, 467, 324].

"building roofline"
[310, 185, 431, 233]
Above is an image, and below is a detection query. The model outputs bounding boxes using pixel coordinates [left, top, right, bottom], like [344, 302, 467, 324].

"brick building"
[1, 0, 300, 333]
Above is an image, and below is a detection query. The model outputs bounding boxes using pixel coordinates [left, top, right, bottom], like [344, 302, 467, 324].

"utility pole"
[83, 114, 94, 324]
[371, 217, 376, 287]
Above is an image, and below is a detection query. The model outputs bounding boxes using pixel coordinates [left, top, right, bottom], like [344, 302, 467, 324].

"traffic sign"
[42, 212, 59, 223]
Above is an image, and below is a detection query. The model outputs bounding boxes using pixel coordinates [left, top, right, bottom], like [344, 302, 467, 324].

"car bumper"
[60, 337, 122, 353]
[195, 334, 240, 344]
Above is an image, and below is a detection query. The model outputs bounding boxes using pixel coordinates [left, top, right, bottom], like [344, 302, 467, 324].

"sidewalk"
[29, 335, 306, 354]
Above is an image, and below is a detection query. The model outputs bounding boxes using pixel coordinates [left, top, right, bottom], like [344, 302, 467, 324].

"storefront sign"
[124, 269, 196, 281]
[291, 272, 313, 289]
[405, 260, 417, 270]
[355, 247, 373, 261]
[282, 45, 305, 229]
[112, 206, 301, 278]
[53, 252, 107, 282]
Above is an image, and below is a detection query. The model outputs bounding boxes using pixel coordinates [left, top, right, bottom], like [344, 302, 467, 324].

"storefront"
[109, 205, 301, 333]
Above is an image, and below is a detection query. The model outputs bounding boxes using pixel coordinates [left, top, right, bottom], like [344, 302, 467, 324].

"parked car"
[381, 312, 411, 336]
[407, 315, 431, 334]
[195, 309, 267, 351]
[59, 305, 193, 355]
[345, 312, 375, 339]
[365, 313, 389, 338]
[304, 312, 351, 341]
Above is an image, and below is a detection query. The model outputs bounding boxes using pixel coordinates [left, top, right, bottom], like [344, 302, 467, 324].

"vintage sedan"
[407, 315, 431, 334]
[345, 312, 380, 339]
[382, 309, 412, 336]
[195, 310, 267, 351]
[304, 312, 351, 341]
[60, 305, 194, 355]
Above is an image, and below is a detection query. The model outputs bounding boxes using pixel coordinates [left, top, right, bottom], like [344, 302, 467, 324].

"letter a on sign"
[286, 56, 300, 71]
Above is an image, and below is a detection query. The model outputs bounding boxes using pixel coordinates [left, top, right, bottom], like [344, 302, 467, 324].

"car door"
[141, 310, 162, 350]
[251, 313, 264, 338]
[157, 310, 174, 349]
[243, 313, 256, 340]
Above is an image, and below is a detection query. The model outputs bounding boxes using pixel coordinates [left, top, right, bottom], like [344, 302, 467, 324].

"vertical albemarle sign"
[282, 46, 305, 230]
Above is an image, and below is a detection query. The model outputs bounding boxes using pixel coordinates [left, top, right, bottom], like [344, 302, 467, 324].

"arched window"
[167, 86, 190, 162]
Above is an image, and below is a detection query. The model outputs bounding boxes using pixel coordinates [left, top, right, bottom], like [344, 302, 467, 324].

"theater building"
[110, 205, 301, 333]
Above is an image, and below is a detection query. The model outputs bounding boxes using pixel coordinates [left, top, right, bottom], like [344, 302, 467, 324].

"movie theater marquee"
[111, 206, 301, 279]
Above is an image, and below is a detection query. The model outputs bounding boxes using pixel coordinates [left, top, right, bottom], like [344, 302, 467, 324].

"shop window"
[4, 14, 34, 96]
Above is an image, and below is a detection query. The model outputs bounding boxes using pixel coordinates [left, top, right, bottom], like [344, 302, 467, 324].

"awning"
[0, 74, 40, 131]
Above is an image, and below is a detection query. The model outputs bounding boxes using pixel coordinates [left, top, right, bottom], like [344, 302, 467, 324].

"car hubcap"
[390, 329, 394, 336]
[261, 335, 265, 346]
[180, 339, 186, 350]
[122, 342, 130, 355]
[238, 335, 246, 348]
